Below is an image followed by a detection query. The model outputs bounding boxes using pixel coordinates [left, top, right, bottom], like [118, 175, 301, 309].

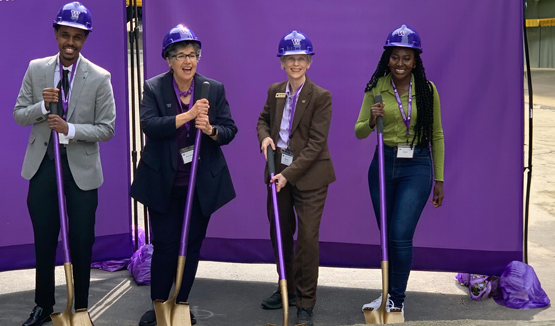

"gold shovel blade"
[363, 306, 385, 324]
[363, 261, 404, 324]
[51, 308, 93, 326]
[51, 263, 75, 326]
[72, 309, 93, 326]
[51, 312, 72, 326]
[362, 301, 404, 324]
[154, 299, 192, 326]
[384, 311, 404, 324]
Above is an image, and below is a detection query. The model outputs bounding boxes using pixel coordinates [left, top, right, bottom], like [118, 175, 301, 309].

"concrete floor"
[1, 69, 554, 326]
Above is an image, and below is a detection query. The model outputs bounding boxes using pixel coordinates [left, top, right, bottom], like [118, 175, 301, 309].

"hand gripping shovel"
[265, 145, 301, 326]
[153, 81, 210, 326]
[48, 104, 93, 326]
[363, 94, 404, 324]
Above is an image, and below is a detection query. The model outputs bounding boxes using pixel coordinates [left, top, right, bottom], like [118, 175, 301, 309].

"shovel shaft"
[377, 129, 388, 261]
[376, 95, 388, 261]
[270, 173, 287, 280]
[178, 81, 210, 258]
[51, 102, 70, 262]
[179, 129, 202, 257]
[267, 145, 287, 281]
[279, 279, 289, 326]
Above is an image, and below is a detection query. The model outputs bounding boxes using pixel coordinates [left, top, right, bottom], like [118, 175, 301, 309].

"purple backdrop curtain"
[142, 0, 523, 275]
[0, 0, 132, 271]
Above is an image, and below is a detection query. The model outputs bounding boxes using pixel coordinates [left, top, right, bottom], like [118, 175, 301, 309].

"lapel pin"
[301, 99, 306, 103]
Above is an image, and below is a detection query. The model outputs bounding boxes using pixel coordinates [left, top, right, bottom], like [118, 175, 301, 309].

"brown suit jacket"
[257, 76, 335, 190]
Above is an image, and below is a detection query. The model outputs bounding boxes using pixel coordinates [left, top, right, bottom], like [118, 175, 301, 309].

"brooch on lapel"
[275, 93, 286, 98]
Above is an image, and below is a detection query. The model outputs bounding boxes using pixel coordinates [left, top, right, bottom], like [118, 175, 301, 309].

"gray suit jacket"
[13, 54, 116, 191]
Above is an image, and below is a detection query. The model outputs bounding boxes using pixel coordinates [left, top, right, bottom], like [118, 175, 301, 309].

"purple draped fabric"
[143, 0, 524, 275]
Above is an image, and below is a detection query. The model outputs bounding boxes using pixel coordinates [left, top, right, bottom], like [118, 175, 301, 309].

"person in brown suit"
[256, 30, 335, 326]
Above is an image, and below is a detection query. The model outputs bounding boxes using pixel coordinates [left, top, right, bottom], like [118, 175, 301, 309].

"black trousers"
[27, 154, 98, 309]
[149, 185, 210, 303]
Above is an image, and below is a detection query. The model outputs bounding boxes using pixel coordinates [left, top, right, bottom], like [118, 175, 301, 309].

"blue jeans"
[368, 145, 433, 306]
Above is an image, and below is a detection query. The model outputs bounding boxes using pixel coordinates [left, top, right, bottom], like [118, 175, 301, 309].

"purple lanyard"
[390, 77, 412, 135]
[173, 78, 195, 114]
[59, 58, 77, 118]
[286, 83, 304, 143]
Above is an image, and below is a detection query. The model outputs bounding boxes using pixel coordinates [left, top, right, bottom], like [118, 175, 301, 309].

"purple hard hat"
[277, 30, 314, 57]
[162, 24, 201, 58]
[53, 2, 93, 32]
[384, 24, 422, 53]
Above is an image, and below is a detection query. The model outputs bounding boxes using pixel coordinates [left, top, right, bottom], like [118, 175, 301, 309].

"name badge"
[180, 145, 194, 164]
[397, 143, 414, 158]
[275, 93, 286, 98]
[280, 148, 293, 166]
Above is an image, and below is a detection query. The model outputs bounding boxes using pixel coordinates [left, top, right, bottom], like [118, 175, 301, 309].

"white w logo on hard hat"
[292, 39, 301, 46]
[71, 10, 80, 20]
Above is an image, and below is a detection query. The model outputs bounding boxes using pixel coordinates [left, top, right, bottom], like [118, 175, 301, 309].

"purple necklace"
[173, 78, 194, 97]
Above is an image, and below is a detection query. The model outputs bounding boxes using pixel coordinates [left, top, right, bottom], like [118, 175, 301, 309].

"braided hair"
[364, 47, 435, 148]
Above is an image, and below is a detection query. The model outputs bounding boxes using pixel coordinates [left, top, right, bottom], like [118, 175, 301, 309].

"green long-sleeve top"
[354, 73, 445, 181]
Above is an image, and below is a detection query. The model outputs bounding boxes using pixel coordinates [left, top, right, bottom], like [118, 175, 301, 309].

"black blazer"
[130, 72, 237, 216]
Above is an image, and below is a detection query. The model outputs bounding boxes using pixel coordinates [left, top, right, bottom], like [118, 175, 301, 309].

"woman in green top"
[355, 24, 444, 320]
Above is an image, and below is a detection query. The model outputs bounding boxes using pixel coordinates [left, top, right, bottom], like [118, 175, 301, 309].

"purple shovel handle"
[178, 81, 210, 257]
[50, 103, 71, 263]
[267, 145, 287, 281]
[179, 127, 202, 257]
[376, 115, 388, 262]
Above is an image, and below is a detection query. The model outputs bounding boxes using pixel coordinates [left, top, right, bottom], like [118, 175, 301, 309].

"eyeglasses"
[285, 56, 308, 64]
[171, 53, 198, 62]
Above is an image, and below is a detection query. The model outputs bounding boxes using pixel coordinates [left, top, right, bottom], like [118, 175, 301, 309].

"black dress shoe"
[261, 291, 297, 309]
[22, 306, 53, 326]
[297, 307, 314, 326]
[139, 309, 196, 325]
[139, 309, 156, 326]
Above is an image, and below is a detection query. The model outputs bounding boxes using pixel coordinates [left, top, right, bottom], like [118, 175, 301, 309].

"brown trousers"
[267, 160, 329, 309]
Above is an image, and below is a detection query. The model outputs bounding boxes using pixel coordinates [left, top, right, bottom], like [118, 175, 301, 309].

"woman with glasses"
[257, 30, 335, 326]
[131, 24, 238, 326]
[355, 24, 444, 321]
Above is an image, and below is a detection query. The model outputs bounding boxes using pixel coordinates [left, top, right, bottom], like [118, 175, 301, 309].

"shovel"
[265, 145, 301, 326]
[153, 81, 210, 326]
[363, 94, 404, 324]
[48, 103, 93, 326]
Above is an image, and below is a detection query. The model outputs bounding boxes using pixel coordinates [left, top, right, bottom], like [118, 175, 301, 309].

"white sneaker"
[361, 294, 391, 312]
[387, 302, 405, 319]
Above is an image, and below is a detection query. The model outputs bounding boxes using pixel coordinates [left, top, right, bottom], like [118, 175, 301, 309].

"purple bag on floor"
[456, 273, 471, 286]
[469, 274, 499, 301]
[91, 258, 130, 272]
[455, 273, 499, 301]
[128, 243, 153, 285]
[493, 261, 550, 309]
[91, 228, 146, 272]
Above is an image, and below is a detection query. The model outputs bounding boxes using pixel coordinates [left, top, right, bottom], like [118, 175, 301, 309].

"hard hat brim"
[277, 50, 315, 57]
[54, 21, 93, 32]
[384, 43, 422, 53]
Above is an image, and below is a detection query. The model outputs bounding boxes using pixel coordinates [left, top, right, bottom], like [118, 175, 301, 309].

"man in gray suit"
[13, 2, 115, 325]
